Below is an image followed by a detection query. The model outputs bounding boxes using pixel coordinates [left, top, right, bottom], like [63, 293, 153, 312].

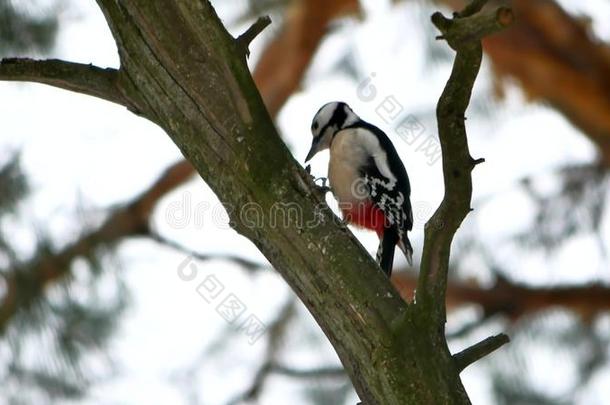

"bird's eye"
[312, 122, 319, 131]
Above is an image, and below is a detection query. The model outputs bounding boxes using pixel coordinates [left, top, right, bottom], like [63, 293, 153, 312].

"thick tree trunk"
[0, 1, 511, 403]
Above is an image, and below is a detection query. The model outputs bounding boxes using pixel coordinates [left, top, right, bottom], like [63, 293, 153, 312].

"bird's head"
[305, 101, 359, 162]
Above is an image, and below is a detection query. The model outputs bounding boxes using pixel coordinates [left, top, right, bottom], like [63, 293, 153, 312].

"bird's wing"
[348, 124, 413, 233]
[360, 155, 412, 233]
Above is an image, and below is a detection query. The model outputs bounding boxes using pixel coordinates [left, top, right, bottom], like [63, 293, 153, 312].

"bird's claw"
[316, 185, 331, 194]
[314, 176, 330, 194]
[314, 176, 328, 187]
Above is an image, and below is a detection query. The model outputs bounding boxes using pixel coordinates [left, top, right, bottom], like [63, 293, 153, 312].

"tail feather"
[377, 228, 399, 277]
[397, 235, 413, 266]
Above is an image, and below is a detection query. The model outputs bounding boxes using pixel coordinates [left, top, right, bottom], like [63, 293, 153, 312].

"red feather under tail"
[340, 201, 388, 237]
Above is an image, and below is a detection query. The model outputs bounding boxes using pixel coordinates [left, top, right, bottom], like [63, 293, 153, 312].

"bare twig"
[236, 16, 272, 58]
[271, 364, 346, 379]
[0, 58, 126, 106]
[453, 333, 510, 372]
[148, 231, 269, 272]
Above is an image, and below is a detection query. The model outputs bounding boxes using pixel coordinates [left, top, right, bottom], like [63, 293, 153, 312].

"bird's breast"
[329, 159, 365, 205]
[328, 132, 369, 205]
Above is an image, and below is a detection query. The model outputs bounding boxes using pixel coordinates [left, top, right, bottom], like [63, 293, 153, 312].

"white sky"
[1, 0, 609, 404]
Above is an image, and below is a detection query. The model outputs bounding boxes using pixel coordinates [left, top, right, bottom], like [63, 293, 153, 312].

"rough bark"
[0, 1, 511, 402]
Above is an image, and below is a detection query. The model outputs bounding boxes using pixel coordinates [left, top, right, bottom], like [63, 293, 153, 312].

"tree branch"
[394, 272, 610, 321]
[416, 2, 514, 325]
[0, 58, 127, 106]
[453, 333, 510, 372]
[148, 231, 269, 272]
[270, 364, 346, 379]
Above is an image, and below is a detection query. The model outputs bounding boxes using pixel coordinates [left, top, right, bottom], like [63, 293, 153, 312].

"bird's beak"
[305, 138, 319, 162]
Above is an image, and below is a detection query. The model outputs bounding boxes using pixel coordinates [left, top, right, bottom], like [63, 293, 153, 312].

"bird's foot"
[314, 176, 331, 194]
[305, 165, 330, 195]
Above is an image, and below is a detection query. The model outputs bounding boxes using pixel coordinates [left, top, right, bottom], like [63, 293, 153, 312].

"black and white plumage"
[305, 101, 413, 276]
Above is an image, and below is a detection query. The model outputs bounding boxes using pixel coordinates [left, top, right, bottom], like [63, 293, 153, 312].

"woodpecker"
[305, 101, 413, 276]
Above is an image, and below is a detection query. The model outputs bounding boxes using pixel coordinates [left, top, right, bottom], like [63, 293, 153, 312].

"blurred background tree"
[0, 0, 58, 56]
[1, 0, 609, 404]
[0, 1, 127, 403]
